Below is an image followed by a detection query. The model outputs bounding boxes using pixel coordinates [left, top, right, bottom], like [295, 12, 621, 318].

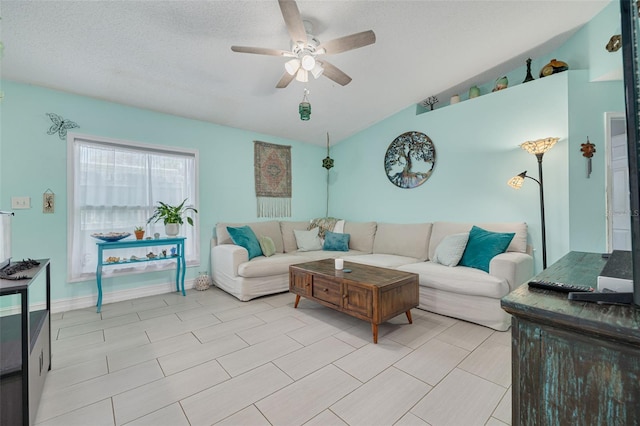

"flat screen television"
[620, 0, 640, 307]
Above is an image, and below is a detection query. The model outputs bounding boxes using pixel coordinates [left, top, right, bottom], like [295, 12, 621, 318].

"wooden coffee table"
[289, 259, 419, 343]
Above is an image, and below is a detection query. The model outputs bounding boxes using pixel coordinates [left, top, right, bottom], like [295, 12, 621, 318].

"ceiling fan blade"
[278, 0, 307, 44]
[318, 30, 376, 55]
[276, 72, 295, 89]
[231, 46, 292, 56]
[319, 61, 352, 86]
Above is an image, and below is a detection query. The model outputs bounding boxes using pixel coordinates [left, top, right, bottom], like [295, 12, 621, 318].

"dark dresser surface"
[502, 251, 640, 344]
[502, 251, 640, 426]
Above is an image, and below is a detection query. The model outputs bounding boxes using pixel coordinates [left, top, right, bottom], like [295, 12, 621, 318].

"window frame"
[66, 132, 200, 283]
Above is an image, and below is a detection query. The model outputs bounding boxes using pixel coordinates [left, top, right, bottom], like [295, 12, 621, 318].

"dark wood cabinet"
[502, 252, 640, 425]
[0, 260, 51, 426]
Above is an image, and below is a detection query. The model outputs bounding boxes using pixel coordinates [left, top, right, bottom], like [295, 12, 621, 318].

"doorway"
[605, 112, 632, 251]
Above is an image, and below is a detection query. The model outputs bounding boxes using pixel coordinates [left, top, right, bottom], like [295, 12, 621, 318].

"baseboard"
[50, 279, 196, 314]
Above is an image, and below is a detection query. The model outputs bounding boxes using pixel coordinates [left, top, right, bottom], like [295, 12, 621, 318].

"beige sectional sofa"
[210, 220, 533, 331]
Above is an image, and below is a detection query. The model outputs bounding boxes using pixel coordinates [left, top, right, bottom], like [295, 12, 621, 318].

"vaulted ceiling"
[1, 1, 611, 145]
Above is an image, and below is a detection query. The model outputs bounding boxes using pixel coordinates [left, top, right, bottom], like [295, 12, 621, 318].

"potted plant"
[147, 198, 198, 237]
[134, 226, 145, 240]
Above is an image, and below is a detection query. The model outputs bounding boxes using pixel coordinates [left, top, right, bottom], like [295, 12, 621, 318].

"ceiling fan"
[231, 0, 376, 88]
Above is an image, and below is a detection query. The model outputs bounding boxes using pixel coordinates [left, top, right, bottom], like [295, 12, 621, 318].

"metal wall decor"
[580, 136, 596, 178]
[420, 96, 439, 110]
[384, 131, 436, 189]
[46, 113, 79, 140]
[322, 133, 334, 170]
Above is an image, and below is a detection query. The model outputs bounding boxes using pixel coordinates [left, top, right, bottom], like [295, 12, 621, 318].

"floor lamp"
[507, 137, 558, 269]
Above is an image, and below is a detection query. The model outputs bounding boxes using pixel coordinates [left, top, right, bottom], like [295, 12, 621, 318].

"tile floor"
[36, 288, 512, 426]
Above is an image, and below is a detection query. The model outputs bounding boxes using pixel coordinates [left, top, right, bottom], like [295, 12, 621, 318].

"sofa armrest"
[211, 244, 249, 278]
[489, 252, 534, 291]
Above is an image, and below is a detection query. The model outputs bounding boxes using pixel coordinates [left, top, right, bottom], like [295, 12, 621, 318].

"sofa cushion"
[323, 231, 350, 251]
[258, 235, 276, 257]
[237, 253, 305, 278]
[294, 228, 323, 251]
[397, 261, 511, 299]
[280, 221, 310, 253]
[372, 222, 432, 261]
[346, 253, 422, 269]
[429, 222, 527, 260]
[459, 226, 515, 273]
[343, 221, 377, 253]
[217, 221, 284, 253]
[227, 226, 263, 260]
[432, 232, 469, 267]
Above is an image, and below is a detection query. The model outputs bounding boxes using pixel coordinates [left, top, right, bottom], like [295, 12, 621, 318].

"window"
[67, 134, 199, 282]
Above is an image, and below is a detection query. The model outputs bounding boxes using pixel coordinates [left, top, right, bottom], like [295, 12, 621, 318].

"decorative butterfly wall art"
[46, 113, 79, 140]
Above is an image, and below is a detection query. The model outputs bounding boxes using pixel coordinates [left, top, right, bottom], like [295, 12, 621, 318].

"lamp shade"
[311, 63, 324, 79]
[285, 59, 301, 76]
[520, 137, 559, 155]
[508, 172, 527, 189]
[301, 54, 316, 71]
[295, 68, 308, 82]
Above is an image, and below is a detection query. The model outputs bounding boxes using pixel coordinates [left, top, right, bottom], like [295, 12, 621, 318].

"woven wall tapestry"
[254, 141, 291, 217]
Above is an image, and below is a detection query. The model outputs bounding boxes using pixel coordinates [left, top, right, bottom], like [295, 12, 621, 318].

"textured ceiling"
[1, 1, 611, 146]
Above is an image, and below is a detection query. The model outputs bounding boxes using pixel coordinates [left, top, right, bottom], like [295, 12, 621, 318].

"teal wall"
[330, 2, 625, 273]
[568, 72, 624, 251]
[330, 73, 570, 271]
[0, 81, 326, 304]
[0, 1, 625, 305]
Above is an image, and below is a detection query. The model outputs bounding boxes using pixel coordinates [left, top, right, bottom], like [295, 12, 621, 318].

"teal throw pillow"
[258, 235, 276, 257]
[459, 226, 515, 273]
[323, 231, 350, 251]
[227, 226, 263, 260]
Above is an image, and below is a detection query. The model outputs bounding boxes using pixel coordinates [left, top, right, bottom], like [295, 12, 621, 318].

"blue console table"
[95, 237, 186, 313]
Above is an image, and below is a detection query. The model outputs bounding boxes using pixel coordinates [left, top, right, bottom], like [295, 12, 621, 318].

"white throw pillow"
[432, 232, 470, 267]
[294, 228, 323, 251]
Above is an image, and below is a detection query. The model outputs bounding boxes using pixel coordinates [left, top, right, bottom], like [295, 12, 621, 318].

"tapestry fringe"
[257, 197, 291, 218]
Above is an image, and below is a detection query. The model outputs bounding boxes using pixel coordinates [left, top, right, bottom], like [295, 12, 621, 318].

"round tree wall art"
[384, 131, 436, 188]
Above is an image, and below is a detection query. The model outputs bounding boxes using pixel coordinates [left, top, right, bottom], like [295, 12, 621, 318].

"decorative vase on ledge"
[165, 223, 179, 237]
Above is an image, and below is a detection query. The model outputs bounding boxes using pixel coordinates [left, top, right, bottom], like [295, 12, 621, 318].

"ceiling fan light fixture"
[311, 63, 324, 79]
[285, 58, 301, 75]
[301, 54, 316, 71]
[295, 68, 309, 82]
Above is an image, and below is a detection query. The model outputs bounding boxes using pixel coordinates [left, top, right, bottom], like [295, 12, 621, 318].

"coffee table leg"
[406, 310, 413, 324]
[372, 323, 378, 344]
[294, 295, 301, 308]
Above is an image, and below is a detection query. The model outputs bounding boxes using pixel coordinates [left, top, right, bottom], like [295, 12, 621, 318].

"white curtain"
[69, 138, 198, 282]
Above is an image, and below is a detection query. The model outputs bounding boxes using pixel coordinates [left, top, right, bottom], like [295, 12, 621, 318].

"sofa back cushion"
[343, 221, 377, 253]
[429, 222, 527, 260]
[216, 221, 284, 253]
[280, 221, 312, 252]
[372, 222, 432, 261]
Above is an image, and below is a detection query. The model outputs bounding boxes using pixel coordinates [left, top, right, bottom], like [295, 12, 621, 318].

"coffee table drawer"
[344, 283, 373, 318]
[312, 277, 342, 306]
[290, 269, 311, 296]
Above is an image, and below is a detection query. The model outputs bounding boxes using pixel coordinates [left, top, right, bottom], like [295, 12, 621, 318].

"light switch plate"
[11, 196, 31, 209]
